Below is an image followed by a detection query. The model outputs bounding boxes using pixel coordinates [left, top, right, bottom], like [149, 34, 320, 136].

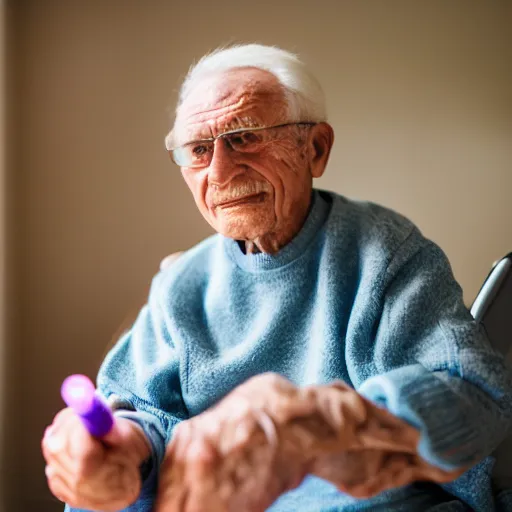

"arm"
[357, 231, 512, 472]
[96, 268, 189, 489]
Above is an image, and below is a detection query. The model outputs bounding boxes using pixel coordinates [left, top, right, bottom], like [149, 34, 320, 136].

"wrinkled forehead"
[171, 68, 289, 146]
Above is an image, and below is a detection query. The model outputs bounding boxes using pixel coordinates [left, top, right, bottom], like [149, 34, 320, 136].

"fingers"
[157, 425, 220, 512]
[356, 397, 422, 453]
[171, 423, 217, 481]
[42, 408, 142, 510]
[42, 412, 105, 508]
[45, 467, 75, 505]
[43, 411, 104, 478]
[186, 438, 217, 478]
[169, 421, 193, 463]
[158, 411, 290, 512]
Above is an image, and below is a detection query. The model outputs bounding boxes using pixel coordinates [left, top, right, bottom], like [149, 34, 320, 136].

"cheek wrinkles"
[183, 168, 210, 214]
[259, 140, 306, 173]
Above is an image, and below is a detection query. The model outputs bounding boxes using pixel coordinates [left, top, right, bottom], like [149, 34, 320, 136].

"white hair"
[176, 44, 327, 124]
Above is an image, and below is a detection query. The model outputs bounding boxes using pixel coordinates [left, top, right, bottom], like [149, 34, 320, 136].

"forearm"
[360, 365, 512, 471]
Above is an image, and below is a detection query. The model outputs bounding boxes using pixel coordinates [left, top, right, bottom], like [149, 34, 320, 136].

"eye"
[227, 131, 262, 150]
[192, 144, 209, 156]
[242, 132, 262, 143]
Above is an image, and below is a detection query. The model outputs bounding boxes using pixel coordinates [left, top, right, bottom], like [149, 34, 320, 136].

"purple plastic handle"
[61, 374, 114, 438]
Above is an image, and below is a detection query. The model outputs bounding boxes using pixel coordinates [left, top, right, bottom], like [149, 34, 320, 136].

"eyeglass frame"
[166, 121, 317, 169]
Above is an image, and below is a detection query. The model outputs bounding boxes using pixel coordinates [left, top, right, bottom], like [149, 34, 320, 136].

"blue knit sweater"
[71, 190, 512, 512]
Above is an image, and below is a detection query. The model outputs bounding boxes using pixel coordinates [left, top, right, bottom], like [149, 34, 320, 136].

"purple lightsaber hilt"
[61, 374, 114, 438]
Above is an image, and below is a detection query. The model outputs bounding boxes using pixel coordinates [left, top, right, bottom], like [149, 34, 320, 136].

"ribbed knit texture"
[66, 190, 512, 512]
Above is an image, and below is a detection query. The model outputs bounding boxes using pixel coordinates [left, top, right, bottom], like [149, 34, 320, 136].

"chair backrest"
[470, 253, 512, 490]
[471, 253, 512, 362]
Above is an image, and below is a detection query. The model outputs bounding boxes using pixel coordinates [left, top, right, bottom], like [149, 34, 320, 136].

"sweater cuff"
[359, 364, 478, 471]
[113, 410, 167, 483]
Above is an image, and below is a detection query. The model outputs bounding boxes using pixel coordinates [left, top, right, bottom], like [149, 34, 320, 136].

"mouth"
[215, 192, 267, 209]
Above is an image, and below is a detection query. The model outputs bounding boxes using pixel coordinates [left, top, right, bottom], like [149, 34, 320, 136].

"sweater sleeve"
[95, 271, 189, 486]
[359, 231, 512, 472]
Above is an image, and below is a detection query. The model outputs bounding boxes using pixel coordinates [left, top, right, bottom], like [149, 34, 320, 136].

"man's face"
[172, 68, 314, 249]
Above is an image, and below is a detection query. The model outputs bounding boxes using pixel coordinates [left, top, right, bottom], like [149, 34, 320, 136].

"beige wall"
[1, 1, 20, 511]
[7, 1, 512, 510]
[0, 2, 6, 510]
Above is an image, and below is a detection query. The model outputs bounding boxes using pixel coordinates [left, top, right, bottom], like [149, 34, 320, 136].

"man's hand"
[42, 408, 151, 511]
[155, 373, 464, 512]
[156, 373, 308, 512]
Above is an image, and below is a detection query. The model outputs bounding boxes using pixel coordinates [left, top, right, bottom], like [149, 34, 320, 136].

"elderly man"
[42, 44, 512, 512]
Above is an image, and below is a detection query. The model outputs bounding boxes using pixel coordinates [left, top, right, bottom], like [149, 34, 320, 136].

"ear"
[308, 122, 334, 179]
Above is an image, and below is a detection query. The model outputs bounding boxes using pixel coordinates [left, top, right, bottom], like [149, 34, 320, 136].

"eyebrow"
[182, 119, 265, 146]
[222, 117, 262, 131]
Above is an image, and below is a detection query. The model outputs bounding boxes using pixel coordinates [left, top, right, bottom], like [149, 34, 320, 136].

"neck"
[238, 197, 313, 255]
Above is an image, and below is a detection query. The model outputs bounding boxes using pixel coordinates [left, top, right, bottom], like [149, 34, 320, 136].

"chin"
[210, 207, 274, 239]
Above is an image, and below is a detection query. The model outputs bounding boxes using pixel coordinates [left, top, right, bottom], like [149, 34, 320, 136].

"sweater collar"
[223, 189, 331, 272]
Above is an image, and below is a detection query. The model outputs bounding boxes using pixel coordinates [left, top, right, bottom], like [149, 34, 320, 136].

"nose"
[207, 138, 245, 187]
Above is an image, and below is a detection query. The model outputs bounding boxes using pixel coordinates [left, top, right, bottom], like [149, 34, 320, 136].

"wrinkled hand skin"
[156, 373, 465, 512]
[42, 408, 151, 511]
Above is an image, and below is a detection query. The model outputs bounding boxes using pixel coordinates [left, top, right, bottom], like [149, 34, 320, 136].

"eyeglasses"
[167, 122, 316, 169]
